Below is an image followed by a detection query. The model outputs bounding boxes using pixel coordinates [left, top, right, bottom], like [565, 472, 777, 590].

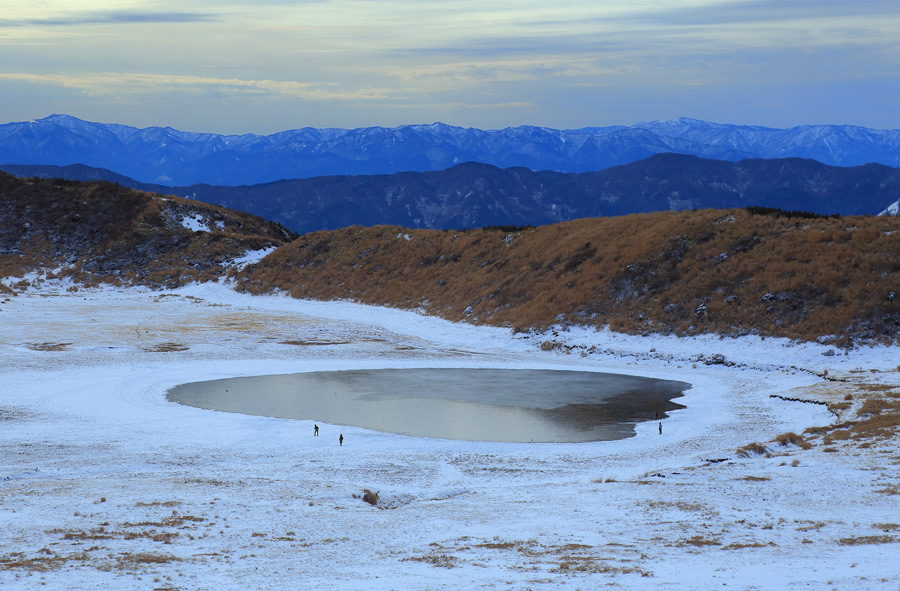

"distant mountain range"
[2, 114, 898, 186]
[4, 155, 898, 234]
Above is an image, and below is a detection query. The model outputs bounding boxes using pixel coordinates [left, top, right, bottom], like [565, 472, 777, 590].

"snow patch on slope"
[228, 246, 277, 269]
[179, 212, 211, 232]
[878, 198, 900, 216]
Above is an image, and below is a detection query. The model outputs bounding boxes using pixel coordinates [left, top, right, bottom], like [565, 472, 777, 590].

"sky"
[1, 0, 898, 134]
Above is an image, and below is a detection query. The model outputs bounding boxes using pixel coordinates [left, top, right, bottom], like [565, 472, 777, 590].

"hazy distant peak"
[2, 114, 898, 186]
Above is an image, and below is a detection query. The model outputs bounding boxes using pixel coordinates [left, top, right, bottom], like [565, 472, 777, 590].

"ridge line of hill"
[1, 172, 897, 347]
[2, 154, 898, 235]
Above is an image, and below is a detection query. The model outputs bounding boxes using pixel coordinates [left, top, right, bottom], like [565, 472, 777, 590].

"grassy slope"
[2, 172, 897, 344]
[0, 173, 296, 289]
[234, 210, 900, 345]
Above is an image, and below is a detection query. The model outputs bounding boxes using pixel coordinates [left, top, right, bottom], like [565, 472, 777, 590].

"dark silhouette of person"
[339, 434, 343, 446]
[314, 424, 319, 436]
[659, 422, 662, 435]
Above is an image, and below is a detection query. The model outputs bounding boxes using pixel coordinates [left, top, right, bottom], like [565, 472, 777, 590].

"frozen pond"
[168, 368, 689, 442]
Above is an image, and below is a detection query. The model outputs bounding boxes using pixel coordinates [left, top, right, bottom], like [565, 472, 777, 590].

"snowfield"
[1, 283, 898, 589]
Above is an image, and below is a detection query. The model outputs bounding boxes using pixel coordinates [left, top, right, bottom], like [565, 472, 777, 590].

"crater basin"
[168, 368, 690, 443]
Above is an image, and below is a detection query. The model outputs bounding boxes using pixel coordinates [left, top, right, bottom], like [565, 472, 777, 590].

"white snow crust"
[179, 213, 210, 232]
[227, 246, 278, 270]
[1, 283, 898, 589]
[878, 199, 900, 216]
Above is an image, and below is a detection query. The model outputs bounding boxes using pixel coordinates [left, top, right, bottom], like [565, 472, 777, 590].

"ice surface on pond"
[169, 368, 689, 442]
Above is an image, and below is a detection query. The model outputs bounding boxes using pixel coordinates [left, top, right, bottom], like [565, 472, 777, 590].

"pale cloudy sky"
[1, 0, 898, 133]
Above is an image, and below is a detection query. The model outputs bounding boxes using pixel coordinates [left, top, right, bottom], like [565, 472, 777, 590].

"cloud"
[3, 11, 221, 27]
[1, 1, 897, 129]
[335, 57, 637, 88]
[390, 101, 537, 112]
[0, 72, 391, 101]
[636, 0, 900, 27]
[384, 3, 897, 61]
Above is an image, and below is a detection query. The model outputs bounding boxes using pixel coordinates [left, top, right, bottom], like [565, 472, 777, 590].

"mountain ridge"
[2, 114, 897, 186]
[4, 155, 898, 234]
[1, 172, 897, 345]
[0, 172, 295, 290]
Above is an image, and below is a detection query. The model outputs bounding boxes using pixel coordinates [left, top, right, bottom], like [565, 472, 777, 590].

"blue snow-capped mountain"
[1, 114, 898, 186]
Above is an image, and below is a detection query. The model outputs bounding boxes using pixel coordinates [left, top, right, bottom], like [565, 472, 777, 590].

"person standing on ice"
[314, 424, 319, 436]
[659, 422, 662, 435]
[339, 434, 343, 446]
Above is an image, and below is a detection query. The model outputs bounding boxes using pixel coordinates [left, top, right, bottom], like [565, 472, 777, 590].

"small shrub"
[721, 542, 775, 550]
[774, 432, 812, 450]
[736, 442, 769, 458]
[680, 535, 721, 547]
[142, 342, 189, 352]
[402, 553, 458, 568]
[837, 535, 897, 545]
[362, 489, 380, 506]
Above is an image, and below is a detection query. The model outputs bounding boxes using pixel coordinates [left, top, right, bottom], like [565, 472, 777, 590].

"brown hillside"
[2, 172, 897, 345]
[0, 173, 295, 289]
[234, 210, 900, 345]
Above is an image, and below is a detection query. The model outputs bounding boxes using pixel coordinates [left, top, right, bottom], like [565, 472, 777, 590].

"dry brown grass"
[0, 407, 31, 422]
[837, 535, 897, 545]
[475, 541, 520, 550]
[774, 432, 812, 449]
[795, 521, 828, 532]
[677, 535, 722, 547]
[231, 210, 900, 344]
[647, 500, 709, 512]
[0, 551, 93, 572]
[279, 339, 351, 346]
[814, 397, 900, 444]
[797, 375, 900, 448]
[736, 442, 770, 458]
[142, 342, 189, 352]
[0, 549, 180, 574]
[25, 342, 72, 352]
[0, 172, 294, 290]
[3, 170, 898, 344]
[5, 171, 899, 344]
[410, 538, 656, 578]
[401, 553, 458, 568]
[362, 489, 380, 506]
[721, 542, 776, 550]
[550, 558, 650, 576]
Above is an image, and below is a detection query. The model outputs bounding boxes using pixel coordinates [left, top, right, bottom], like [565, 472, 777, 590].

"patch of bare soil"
[279, 340, 351, 346]
[142, 343, 189, 352]
[25, 342, 72, 352]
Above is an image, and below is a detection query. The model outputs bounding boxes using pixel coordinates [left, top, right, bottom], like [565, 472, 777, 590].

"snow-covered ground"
[1, 283, 898, 590]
